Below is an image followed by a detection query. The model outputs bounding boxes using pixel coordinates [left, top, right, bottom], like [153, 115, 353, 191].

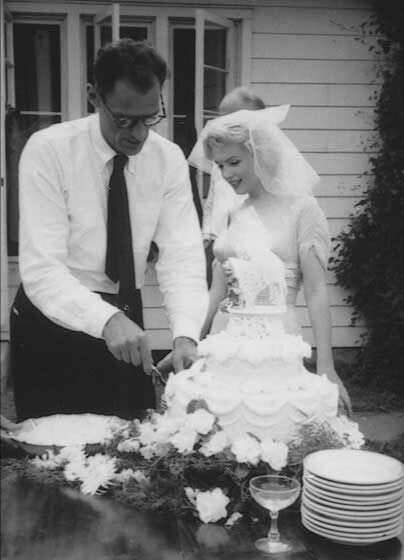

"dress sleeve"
[297, 197, 330, 270]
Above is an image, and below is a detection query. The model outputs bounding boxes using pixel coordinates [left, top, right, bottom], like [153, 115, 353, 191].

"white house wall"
[250, 0, 377, 347]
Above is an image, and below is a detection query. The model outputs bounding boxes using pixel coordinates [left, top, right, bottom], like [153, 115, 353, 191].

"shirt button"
[123, 305, 130, 311]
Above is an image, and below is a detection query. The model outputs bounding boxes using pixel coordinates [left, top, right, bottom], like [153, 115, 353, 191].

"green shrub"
[330, 1, 404, 392]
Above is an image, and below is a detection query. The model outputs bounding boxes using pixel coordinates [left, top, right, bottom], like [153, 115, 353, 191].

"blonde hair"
[203, 122, 250, 161]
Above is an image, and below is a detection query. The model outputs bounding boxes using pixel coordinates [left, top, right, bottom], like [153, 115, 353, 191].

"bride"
[160, 107, 351, 414]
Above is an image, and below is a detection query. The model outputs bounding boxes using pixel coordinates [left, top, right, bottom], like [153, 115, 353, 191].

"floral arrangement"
[9, 407, 365, 525]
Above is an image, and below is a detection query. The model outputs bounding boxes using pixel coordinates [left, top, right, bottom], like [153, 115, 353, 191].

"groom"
[10, 39, 208, 421]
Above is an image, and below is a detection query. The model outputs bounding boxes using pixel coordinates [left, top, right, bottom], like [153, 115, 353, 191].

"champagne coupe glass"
[249, 475, 301, 554]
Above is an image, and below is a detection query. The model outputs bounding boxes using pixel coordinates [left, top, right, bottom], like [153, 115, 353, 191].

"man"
[11, 39, 208, 420]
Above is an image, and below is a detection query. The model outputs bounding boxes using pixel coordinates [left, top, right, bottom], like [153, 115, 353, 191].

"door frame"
[5, 2, 252, 124]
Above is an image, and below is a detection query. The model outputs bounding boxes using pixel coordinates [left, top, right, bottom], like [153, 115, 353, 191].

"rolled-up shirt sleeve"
[154, 146, 208, 342]
[19, 133, 118, 338]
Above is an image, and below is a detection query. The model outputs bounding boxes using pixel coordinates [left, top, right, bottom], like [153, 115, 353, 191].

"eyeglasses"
[102, 93, 167, 129]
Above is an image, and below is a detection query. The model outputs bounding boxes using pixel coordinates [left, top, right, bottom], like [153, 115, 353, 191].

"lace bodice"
[213, 195, 330, 305]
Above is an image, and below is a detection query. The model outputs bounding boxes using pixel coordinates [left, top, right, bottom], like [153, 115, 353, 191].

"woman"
[161, 107, 351, 414]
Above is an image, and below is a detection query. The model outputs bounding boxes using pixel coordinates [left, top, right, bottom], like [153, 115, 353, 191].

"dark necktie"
[105, 154, 143, 328]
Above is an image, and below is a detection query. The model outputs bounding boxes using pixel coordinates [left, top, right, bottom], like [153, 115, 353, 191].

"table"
[1, 470, 403, 560]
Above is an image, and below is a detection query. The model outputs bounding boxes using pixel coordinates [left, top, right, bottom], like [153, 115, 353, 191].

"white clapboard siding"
[253, 60, 380, 85]
[255, 83, 380, 107]
[253, 7, 374, 35]
[148, 0, 371, 7]
[286, 130, 378, 153]
[317, 197, 361, 218]
[315, 175, 369, 197]
[282, 107, 375, 130]
[307, 153, 370, 175]
[253, 34, 381, 61]
[250, 0, 377, 348]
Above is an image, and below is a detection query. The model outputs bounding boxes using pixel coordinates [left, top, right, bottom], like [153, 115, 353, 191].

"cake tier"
[165, 362, 339, 443]
[225, 309, 291, 339]
[199, 331, 311, 371]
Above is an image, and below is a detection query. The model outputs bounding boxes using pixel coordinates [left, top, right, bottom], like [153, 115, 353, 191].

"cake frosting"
[165, 251, 339, 443]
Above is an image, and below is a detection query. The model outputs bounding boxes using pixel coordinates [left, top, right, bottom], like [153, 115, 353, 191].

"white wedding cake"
[165, 251, 339, 443]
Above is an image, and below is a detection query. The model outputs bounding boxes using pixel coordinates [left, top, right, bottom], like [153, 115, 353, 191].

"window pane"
[6, 113, 61, 255]
[204, 28, 226, 68]
[173, 28, 195, 116]
[204, 67, 226, 113]
[173, 116, 196, 157]
[14, 24, 61, 112]
[173, 28, 196, 155]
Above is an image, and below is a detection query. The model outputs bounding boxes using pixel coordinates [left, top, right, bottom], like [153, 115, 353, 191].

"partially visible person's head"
[93, 39, 167, 97]
[218, 86, 265, 116]
[88, 39, 168, 156]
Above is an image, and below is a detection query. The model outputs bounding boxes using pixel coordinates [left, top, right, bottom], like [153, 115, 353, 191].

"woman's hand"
[172, 337, 198, 373]
[320, 368, 352, 417]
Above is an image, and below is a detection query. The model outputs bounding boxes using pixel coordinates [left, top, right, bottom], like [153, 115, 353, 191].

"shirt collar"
[89, 113, 138, 174]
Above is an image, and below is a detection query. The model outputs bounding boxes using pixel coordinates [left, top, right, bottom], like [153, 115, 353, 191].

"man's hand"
[156, 351, 174, 375]
[102, 312, 153, 374]
[172, 337, 197, 373]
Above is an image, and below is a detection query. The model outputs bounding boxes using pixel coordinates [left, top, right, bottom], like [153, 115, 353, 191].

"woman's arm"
[157, 259, 227, 375]
[301, 248, 352, 415]
[200, 259, 228, 340]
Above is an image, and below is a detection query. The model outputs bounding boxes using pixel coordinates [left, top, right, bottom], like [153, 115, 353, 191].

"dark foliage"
[330, 1, 404, 392]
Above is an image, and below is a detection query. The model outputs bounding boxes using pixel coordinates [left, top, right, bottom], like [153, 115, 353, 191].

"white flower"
[260, 438, 288, 471]
[30, 445, 85, 470]
[329, 416, 365, 449]
[59, 446, 85, 463]
[200, 430, 229, 457]
[139, 444, 157, 459]
[170, 426, 198, 454]
[79, 454, 117, 495]
[195, 488, 230, 523]
[64, 454, 88, 482]
[138, 422, 157, 446]
[152, 414, 187, 443]
[231, 435, 261, 465]
[187, 409, 215, 435]
[31, 450, 61, 470]
[119, 428, 130, 439]
[117, 438, 140, 453]
[225, 512, 243, 527]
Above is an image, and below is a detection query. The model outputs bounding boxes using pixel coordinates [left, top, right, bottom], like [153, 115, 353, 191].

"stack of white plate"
[301, 449, 404, 545]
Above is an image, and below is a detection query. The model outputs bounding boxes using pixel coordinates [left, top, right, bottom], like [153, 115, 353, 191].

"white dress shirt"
[18, 114, 208, 342]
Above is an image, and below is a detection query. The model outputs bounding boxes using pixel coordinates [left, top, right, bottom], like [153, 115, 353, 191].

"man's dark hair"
[94, 38, 168, 97]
